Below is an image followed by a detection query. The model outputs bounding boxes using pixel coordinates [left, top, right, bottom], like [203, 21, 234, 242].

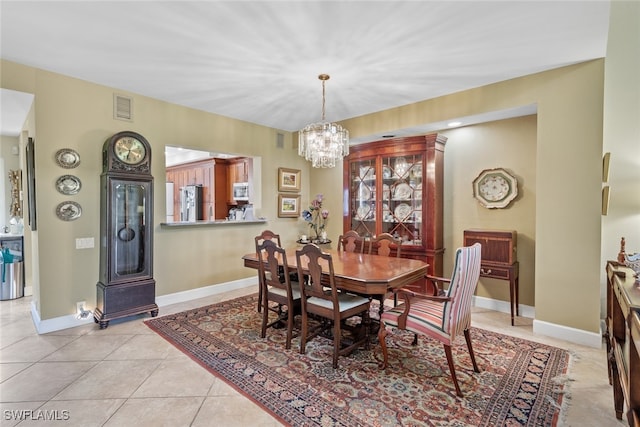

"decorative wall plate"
[56, 201, 82, 221]
[472, 168, 518, 209]
[55, 148, 81, 169]
[55, 175, 82, 195]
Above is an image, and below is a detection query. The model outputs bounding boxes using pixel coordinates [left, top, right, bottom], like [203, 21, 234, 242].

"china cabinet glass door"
[382, 154, 423, 246]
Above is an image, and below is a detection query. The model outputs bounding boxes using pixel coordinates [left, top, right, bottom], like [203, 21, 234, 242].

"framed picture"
[278, 194, 301, 218]
[278, 167, 301, 192]
[26, 137, 37, 230]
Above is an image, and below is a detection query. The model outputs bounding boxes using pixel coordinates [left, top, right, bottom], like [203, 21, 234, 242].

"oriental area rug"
[145, 294, 571, 426]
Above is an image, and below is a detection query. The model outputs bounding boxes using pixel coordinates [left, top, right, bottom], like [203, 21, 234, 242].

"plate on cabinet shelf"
[356, 205, 373, 221]
[382, 203, 393, 222]
[359, 166, 374, 180]
[382, 165, 392, 179]
[410, 163, 422, 179]
[394, 203, 412, 221]
[393, 182, 412, 200]
[356, 184, 371, 201]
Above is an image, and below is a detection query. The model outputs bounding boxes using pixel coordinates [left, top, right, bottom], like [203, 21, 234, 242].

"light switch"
[75, 237, 94, 249]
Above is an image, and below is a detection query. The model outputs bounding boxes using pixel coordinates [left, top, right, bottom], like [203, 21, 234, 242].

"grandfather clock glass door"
[113, 182, 148, 278]
[95, 130, 157, 329]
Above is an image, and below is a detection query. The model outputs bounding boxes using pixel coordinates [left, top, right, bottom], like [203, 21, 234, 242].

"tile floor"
[0, 287, 625, 426]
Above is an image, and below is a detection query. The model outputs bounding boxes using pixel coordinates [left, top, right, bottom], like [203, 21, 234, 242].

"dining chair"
[337, 230, 365, 254]
[378, 243, 482, 397]
[254, 229, 283, 313]
[256, 239, 301, 350]
[296, 243, 371, 369]
[368, 232, 401, 257]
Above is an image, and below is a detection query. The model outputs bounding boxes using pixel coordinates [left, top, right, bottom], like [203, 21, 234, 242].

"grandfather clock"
[94, 131, 158, 329]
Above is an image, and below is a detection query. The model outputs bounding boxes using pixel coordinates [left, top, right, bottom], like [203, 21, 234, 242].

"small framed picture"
[278, 167, 301, 192]
[278, 194, 301, 218]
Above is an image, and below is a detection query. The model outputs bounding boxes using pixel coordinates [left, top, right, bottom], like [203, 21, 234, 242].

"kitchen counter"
[160, 219, 267, 228]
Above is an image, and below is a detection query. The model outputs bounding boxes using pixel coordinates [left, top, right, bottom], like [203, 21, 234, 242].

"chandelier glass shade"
[298, 74, 349, 168]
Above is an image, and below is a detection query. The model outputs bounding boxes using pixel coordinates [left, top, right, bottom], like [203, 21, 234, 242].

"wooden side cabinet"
[463, 229, 519, 325]
[606, 261, 640, 426]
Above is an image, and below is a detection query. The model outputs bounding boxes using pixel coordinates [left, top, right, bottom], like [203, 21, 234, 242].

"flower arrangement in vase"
[302, 194, 329, 242]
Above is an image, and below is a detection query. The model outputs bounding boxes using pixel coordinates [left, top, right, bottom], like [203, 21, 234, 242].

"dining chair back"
[378, 243, 482, 397]
[254, 230, 283, 312]
[296, 243, 371, 368]
[368, 232, 402, 257]
[337, 230, 365, 254]
[256, 239, 300, 349]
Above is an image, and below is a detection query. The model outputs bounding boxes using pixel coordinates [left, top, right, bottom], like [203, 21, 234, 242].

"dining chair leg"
[299, 311, 308, 354]
[444, 344, 463, 397]
[285, 307, 294, 350]
[257, 286, 262, 313]
[464, 329, 480, 373]
[332, 320, 341, 369]
[378, 323, 390, 369]
[260, 295, 269, 338]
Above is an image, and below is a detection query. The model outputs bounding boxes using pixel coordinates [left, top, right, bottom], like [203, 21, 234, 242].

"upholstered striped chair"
[378, 243, 482, 397]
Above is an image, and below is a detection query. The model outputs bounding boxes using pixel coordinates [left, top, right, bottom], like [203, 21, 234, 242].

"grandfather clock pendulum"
[94, 131, 158, 329]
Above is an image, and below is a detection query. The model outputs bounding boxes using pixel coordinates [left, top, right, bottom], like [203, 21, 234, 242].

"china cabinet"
[343, 134, 446, 285]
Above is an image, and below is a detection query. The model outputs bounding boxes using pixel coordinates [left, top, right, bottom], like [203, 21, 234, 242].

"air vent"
[276, 133, 284, 149]
[113, 94, 133, 121]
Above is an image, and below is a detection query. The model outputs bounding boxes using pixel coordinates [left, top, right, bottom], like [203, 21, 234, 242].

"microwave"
[233, 182, 249, 201]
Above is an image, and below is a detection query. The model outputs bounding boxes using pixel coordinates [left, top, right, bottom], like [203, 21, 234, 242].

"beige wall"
[4, 4, 637, 342]
[601, 1, 640, 298]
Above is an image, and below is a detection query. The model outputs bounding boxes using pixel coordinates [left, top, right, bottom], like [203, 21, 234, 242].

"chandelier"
[298, 74, 349, 168]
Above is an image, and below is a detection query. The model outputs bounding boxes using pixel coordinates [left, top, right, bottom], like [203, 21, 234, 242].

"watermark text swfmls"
[4, 410, 70, 421]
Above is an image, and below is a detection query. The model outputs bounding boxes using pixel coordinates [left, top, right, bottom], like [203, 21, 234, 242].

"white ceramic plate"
[394, 203, 412, 221]
[356, 205, 372, 220]
[393, 182, 412, 200]
[382, 184, 390, 200]
[55, 148, 81, 169]
[357, 184, 371, 201]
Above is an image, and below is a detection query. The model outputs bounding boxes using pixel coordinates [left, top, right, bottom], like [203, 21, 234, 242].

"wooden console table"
[464, 229, 519, 325]
[606, 261, 640, 426]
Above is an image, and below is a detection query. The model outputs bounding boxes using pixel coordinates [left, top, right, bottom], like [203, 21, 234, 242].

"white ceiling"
[0, 1, 610, 140]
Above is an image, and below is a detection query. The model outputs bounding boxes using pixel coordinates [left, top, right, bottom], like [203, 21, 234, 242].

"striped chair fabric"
[378, 243, 482, 397]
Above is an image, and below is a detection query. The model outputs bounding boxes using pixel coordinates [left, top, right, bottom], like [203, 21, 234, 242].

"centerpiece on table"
[302, 194, 330, 243]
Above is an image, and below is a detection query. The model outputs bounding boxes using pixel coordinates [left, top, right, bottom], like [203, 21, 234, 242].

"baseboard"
[533, 319, 603, 349]
[155, 277, 256, 307]
[31, 277, 257, 334]
[472, 295, 602, 348]
[472, 295, 535, 319]
[31, 300, 95, 334]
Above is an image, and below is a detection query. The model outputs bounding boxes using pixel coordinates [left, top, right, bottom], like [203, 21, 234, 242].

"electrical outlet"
[76, 301, 86, 313]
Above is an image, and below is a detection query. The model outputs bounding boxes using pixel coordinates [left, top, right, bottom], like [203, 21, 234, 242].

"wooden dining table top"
[242, 247, 428, 296]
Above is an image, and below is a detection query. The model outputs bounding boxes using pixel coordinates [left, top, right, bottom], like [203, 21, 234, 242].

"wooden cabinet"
[464, 229, 519, 325]
[343, 134, 446, 285]
[227, 158, 252, 204]
[166, 159, 215, 221]
[606, 261, 640, 426]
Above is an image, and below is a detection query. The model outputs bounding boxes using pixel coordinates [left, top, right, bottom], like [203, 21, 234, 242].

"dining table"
[242, 246, 429, 313]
